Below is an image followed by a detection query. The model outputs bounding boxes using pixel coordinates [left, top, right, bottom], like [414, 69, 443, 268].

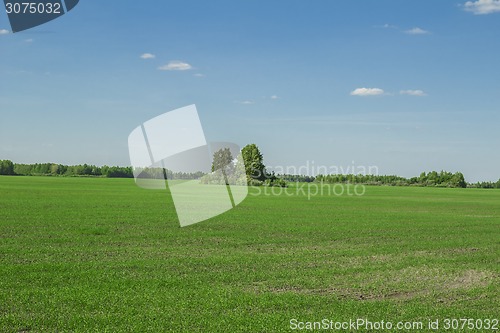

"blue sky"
[1, 0, 499, 182]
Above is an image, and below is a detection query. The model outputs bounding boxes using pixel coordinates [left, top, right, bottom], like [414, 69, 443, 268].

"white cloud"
[0, 29, 10, 35]
[400, 89, 427, 96]
[464, 0, 500, 14]
[25, 39, 34, 43]
[140, 53, 156, 59]
[350, 88, 385, 96]
[405, 27, 430, 35]
[270, 95, 279, 99]
[383, 23, 398, 29]
[158, 61, 193, 71]
[237, 101, 254, 105]
[193, 73, 205, 77]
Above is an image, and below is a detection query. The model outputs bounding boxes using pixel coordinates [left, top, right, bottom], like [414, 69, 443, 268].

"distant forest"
[0, 159, 499, 189]
[0, 160, 202, 180]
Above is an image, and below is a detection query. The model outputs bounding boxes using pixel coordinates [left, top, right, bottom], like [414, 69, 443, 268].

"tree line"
[216, 146, 480, 189]
[3, 161, 134, 178]
[0, 160, 214, 179]
[469, 181, 500, 189]
[281, 171, 500, 188]
[2, 150, 499, 189]
[314, 171, 468, 188]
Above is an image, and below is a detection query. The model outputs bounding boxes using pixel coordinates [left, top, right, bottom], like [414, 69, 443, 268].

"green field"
[0, 176, 499, 332]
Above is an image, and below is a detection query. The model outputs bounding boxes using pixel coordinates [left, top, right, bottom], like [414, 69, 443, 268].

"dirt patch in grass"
[447, 269, 493, 289]
[249, 268, 497, 302]
[444, 247, 480, 254]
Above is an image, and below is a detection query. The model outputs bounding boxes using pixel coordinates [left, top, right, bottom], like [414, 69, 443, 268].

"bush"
[263, 178, 287, 187]
[248, 179, 263, 186]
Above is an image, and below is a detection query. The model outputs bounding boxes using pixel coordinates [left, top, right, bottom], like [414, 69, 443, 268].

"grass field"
[0, 176, 499, 332]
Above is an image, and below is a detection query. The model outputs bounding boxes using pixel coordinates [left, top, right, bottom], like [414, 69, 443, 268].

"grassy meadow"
[0, 176, 499, 332]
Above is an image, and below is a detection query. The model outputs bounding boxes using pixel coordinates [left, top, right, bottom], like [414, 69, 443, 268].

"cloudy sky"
[1, 0, 499, 181]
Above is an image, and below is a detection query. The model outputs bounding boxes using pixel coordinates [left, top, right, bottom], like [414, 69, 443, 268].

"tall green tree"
[211, 148, 234, 172]
[451, 172, 466, 188]
[211, 148, 234, 185]
[241, 144, 266, 182]
[0, 160, 15, 175]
